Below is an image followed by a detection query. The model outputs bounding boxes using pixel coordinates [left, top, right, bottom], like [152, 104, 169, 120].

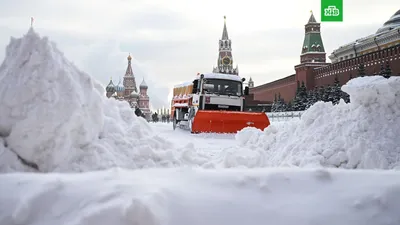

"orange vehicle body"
[190, 110, 270, 133]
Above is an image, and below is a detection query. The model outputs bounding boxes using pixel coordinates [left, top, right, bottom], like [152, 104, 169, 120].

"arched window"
[311, 44, 316, 51]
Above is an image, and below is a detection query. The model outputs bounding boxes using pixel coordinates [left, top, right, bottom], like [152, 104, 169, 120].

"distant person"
[135, 107, 142, 117]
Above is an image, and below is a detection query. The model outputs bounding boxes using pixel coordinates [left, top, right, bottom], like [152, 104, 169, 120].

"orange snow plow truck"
[170, 73, 271, 134]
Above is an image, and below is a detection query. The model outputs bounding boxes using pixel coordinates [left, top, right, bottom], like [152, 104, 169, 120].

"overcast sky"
[0, 0, 398, 109]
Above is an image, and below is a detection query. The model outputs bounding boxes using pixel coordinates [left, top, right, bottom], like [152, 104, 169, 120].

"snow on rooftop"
[173, 73, 243, 88]
[199, 73, 243, 82]
[139, 78, 148, 88]
[232, 76, 400, 169]
[173, 81, 193, 88]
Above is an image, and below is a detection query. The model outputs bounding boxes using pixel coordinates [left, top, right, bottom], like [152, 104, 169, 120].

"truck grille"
[203, 104, 241, 111]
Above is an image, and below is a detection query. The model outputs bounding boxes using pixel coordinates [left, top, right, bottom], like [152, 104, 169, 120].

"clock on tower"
[222, 56, 232, 65]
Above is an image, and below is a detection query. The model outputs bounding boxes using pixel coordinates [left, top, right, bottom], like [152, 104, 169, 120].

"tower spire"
[222, 15, 229, 40]
[125, 53, 133, 76]
[123, 53, 138, 94]
[308, 10, 317, 23]
[212, 16, 238, 75]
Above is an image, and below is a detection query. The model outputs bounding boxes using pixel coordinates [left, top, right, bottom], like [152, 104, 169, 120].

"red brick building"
[248, 9, 400, 105]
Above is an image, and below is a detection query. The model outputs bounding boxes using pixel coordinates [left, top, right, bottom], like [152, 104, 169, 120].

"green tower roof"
[301, 13, 325, 54]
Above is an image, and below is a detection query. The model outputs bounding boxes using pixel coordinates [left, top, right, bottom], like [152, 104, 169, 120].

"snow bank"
[231, 76, 400, 169]
[1, 168, 400, 225]
[0, 28, 196, 172]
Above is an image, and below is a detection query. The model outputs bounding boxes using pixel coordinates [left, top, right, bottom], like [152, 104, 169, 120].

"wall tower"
[294, 11, 330, 90]
[248, 77, 254, 88]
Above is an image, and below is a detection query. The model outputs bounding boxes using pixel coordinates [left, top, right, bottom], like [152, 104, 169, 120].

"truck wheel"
[189, 118, 194, 133]
[173, 116, 177, 130]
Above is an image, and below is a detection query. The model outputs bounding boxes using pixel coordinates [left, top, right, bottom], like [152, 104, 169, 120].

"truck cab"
[191, 73, 247, 112]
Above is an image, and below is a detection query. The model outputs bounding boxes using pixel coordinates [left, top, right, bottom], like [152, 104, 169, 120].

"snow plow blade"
[191, 110, 271, 134]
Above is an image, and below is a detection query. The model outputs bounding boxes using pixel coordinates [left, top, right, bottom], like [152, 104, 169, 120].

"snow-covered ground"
[151, 122, 235, 156]
[2, 167, 400, 225]
[150, 121, 289, 168]
[1, 28, 400, 225]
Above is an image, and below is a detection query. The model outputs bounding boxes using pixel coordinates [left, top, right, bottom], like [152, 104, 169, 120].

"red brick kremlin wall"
[249, 44, 400, 103]
[249, 75, 296, 103]
[314, 44, 400, 86]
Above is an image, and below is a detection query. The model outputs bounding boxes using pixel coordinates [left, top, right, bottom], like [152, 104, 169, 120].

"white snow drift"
[1, 28, 399, 173]
[0, 28, 194, 172]
[1, 168, 400, 225]
[231, 76, 400, 169]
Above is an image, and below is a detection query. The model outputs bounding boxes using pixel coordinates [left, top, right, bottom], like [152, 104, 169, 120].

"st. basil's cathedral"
[105, 54, 151, 120]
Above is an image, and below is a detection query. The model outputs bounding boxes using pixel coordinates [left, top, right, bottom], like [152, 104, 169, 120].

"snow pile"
[0, 28, 197, 172]
[1, 168, 400, 225]
[230, 76, 400, 169]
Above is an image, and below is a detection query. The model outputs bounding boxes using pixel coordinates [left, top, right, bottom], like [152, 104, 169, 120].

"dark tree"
[286, 101, 293, 112]
[383, 61, 392, 79]
[313, 86, 321, 102]
[317, 86, 325, 102]
[299, 81, 308, 110]
[292, 81, 308, 111]
[277, 94, 287, 112]
[292, 82, 301, 111]
[358, 63, 366, 77]
[275, 93, 281, 112]
[321, 85, 331, 102]
[274, 93, 287, 112]
[292, 95, 300, 111]
[306, 89, 318, 109]
[379, 63, 385, 76]
[332, 76, 342, 105]
[271, 93, 278, 112]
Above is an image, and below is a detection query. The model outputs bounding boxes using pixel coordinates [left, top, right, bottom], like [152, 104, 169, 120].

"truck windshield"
[203, 78, 243, 96]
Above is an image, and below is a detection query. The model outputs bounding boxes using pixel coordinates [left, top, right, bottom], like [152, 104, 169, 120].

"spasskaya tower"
[212, 16, 239, 75]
